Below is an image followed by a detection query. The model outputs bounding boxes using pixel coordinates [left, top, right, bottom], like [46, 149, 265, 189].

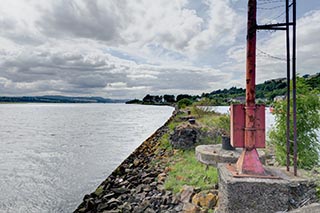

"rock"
[164, 167, 172, 173]
[97, 202, 110, 211]
[179, 185, 195, 203]
[107, 198, 121, 205]
[142, 177, 154, 184]
[83, 194, 91, 202]
[74, 112, 184, 212]
[137, 192, 147, 201]
[121, 202, 132, 212]
[170, 124, 200, 149]
[192, 192, 218, 209]
[134, 200, 151, 212]
[135, 184, 144, 193]
[102, 192, 115, 200]
[111, 187, 130, 195]
[76, 207, 87, 213]
[143, 185, 152, 192]
[94, 185, 105, 197]
[101, 210, 119, 213]
[183, 202, 201, 213]
[150, 182, 157, 187]
[172, 195, 180, 204]
[119, 180, 129, 187]
[144, 207, 156, 213]
[288, 203, 320, 213]
[133, 159, 140, 167]
[157, 173, 167, 183]
[85, 199, 95, 211]
[174, 205, 183, 212]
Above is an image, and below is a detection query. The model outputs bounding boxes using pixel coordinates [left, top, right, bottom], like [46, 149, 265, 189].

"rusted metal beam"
[235, 0, 266, 176]
[292, 0, 297, 176]
[257, 26, 287, 30]
[257, 22, 293, 29]
[285, 0, 291, 172]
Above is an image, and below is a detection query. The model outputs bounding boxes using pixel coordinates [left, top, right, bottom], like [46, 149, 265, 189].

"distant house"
[256, 98, 268, 103]
[265, 78, 286, 84]
[274, 95, 286, 102]
[228, 96, 245, 104]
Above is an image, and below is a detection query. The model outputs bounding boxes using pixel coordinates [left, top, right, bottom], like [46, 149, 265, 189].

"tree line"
[126, 73, 320, 106]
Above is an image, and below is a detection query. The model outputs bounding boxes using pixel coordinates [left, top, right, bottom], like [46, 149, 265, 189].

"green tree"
[269, 77, 320, 169]
[177, 98, 193, 109]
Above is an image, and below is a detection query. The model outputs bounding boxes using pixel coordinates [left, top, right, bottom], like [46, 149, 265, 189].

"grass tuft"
[164, 150, 218, 194]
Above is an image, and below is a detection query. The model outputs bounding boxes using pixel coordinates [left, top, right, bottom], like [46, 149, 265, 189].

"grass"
[164, 150, 218, 194]
[158, 133, 172, 151]
[152, 107, 222, 194]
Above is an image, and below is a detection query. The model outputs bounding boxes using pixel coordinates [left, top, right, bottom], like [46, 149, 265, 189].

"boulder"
[182, 202, 201, 213]
[170, 124, 199, 149]
[192, 192, 218, 209]
[179, 185, 195, 203]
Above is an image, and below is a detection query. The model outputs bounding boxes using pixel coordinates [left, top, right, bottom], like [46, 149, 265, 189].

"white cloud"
[0, 0, 319, 99]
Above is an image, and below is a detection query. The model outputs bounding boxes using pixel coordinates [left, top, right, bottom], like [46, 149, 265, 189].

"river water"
[1, 104, 318, 212]
[208, 106, 276, 134]
[0, 104, 174, 213]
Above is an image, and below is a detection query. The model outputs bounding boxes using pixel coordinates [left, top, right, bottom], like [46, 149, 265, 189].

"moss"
[94, 185, 104, 196]
[158, 133, 172, 151]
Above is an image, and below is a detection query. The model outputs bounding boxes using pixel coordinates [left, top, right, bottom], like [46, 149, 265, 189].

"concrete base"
[289, 203, 320, 212]
[217, 164, 318, 213]
[195, 144, 266, 166]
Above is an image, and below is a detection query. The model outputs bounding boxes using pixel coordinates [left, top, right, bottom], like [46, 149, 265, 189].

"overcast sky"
[0, 0, 319, 99]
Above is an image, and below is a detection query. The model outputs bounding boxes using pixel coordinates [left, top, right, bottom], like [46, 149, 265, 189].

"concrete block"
[217, 164, 317, 213]
[196, 144, 265, 167]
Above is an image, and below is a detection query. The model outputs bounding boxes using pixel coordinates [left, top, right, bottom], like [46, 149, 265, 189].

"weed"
[164, 150, 218, 194]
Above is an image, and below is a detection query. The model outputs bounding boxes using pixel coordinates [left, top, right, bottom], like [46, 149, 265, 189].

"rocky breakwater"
[74, 112, 183, 213]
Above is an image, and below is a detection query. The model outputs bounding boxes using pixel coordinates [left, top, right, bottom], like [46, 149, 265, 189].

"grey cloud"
[0, 16, 17, 30]
[0, 16, 43, 45]
[1, 43, 229, 98]
[125, 66, 226, 93]
[0, 47, 132, 96]
[37, 0, 125, 44]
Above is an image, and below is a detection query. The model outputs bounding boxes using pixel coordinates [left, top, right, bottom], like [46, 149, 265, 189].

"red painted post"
[245, 0, 257, 150]
[235, 0, 265, 175]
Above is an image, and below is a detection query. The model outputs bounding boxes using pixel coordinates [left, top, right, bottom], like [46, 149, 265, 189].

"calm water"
[209, 106, 276, 134]
[0, 104, 174, 213]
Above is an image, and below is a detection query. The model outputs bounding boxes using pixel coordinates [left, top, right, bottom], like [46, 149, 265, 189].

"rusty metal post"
[236, 0, 265, 175]
[285, 0, 291, 172]
[292, 0, 297, 176]
[245, 0, 257, 150]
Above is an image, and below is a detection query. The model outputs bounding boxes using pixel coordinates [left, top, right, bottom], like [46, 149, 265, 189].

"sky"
[0, 0, 319, 99]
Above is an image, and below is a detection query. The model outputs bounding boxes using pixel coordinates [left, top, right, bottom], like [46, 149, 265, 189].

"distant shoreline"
[0, 96, 127, 104]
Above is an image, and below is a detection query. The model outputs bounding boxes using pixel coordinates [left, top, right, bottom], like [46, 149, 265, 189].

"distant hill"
[127, 73, 320, 106]
[202, 72, 320, 105]
[0, 95, 127, 103]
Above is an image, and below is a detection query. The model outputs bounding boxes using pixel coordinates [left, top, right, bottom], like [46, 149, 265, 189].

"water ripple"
[0, 103, 173, 212]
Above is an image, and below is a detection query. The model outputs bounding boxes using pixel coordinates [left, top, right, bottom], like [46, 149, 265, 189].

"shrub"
[216, 114, 230, 136]
[269, 77, 320, 169]
[177, 98, 193, 109]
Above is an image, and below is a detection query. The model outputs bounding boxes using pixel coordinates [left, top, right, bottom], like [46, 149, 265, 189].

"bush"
[191, 98, 217, 118]
[177, 98, 193, 109]
[269, 77, 320, 169]
[216, 114, 230, 136]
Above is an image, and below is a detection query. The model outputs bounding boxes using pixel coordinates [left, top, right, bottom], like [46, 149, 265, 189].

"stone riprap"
[74, 112, 184, 213]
